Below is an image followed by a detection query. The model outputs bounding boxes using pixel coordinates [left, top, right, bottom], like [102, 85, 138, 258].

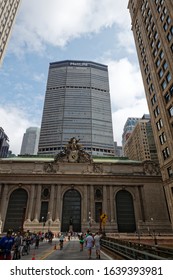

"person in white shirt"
[94, 232, 102, 259]
[85, 232, 94, 259]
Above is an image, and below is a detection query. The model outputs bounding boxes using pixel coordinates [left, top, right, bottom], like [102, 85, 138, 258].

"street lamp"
[42, 216, 45, 233]
[47, 212, 51, 231]
[88, 211, 91, 230]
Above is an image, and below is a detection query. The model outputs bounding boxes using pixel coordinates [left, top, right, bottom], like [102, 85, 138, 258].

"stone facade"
[0, 155, 172, 234]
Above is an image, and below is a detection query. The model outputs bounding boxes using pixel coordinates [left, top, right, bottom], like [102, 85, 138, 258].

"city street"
[20, 237, 112, 260]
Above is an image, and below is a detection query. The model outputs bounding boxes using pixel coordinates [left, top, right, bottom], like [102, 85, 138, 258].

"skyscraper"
[38, 60, 115, 157]
[0, 0, 22, 65]
[128, 0, 173, 225]
[0, 127, 9, 157]
[20, 127, 40, 155]
[122, 117, 140, 147]
[123, 115, 159, 162]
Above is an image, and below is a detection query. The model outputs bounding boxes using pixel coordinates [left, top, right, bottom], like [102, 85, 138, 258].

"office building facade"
[20, 127, 40, 155]
[128, 0, 173, 226]
[38, 60, 115, 157]
[124, 115, 159, 162]
[0, 0, 22, 65]
[0, 127, 9, 158]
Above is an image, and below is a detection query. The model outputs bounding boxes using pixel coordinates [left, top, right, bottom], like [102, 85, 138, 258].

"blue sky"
[0, 0, 149, 155]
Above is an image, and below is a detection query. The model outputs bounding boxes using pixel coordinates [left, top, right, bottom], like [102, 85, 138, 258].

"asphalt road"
[20, 238, 113, 260]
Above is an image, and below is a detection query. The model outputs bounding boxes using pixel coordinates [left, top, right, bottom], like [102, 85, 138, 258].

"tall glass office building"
[38, 60, 115, 157]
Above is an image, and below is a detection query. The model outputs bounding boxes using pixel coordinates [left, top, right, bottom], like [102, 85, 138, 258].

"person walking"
[94, 232, 102, 259]
[13, 231, 23, 259]
[85, 232, 94, 259]
[0, 230, 15, 260]
[79, 234, 85, 251]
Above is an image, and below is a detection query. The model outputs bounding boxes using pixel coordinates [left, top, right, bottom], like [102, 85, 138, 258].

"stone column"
[90, 185, 95, 222]
[48, 184, 55, 221]
[26, 185, 35, 221]
[0, 183, 2, 221]
[33, 184, 42, 222]
[103, 185, 107, 214]
[0, 184, 8, 232]
[83, 185, 88, 222]
[110, 185, 114, 222]
[54, 185, 61, 222]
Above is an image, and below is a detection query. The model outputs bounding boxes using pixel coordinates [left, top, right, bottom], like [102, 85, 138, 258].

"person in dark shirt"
[0, 230, 15, 260]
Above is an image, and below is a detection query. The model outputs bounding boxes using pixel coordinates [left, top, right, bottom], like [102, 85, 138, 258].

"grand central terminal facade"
[0, 139, 172, 235]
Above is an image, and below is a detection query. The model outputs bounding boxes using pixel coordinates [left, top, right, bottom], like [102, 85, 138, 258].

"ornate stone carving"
[94, 186, 103, 200]
[41, 185, 51, 200]
[93, 163, 103, 173]
[143, 161, 160, 175]
[54, 137, 93, 163]
[43, 162, 57, 173]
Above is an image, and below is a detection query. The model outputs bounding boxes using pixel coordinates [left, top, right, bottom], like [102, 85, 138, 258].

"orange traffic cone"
[54, 243, 57, 250]
[32, 253, 36, 260]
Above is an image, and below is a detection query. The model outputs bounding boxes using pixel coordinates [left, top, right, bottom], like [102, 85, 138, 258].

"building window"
[168, 106, 173, 117]
[166, 16, 171, 24]
[166, 72, 172, 83]
[171, 44, 173, 53]
[162, 147, 170, 160]
[158, 69, 164, 78]
[163, 61, 168, 70]
[161, 80, 167, 90]
[167, 166, 173, 178]
[156, 58, 160, 67]
[171, 26, 173, 35]
[159, 132, 166, 145]
[157, 40, 161, 49]
[156, 118, 163, 130]
[170, 84, 173, 95]
[163, 22, 168, 31]
[154, 106, 160, 117]
[164, 92, 171, 103]
[167, 33, 172, 42]
[151, 94, 157, 105]
[159, 50, 164, 59]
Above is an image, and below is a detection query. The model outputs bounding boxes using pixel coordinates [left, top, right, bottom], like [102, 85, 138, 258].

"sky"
[0, 0, 149, 155]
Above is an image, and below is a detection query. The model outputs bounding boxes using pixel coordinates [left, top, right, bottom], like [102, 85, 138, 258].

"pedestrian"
[59, 233, 64, 250]
[0, 230, 15, 260]
[94, 232, 102, 259]
[79, 234, 85, 251]
[13, 231, 23, 259]
[35, 234, 40, 249]
[85, 232, 94, 259]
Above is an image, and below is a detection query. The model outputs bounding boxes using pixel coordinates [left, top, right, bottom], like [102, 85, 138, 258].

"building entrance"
[116, 190, 136, 233]
[4, 188, 28, 232]
[61, 189, 81, 233]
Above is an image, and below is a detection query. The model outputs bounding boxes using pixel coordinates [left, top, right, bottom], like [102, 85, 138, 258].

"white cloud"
[107, 58, 145, 109]
[112, 99, 149, 146]
[104, 58, 149, 145]
[0, 107, 38, 155]
[10, 0, 131, 55]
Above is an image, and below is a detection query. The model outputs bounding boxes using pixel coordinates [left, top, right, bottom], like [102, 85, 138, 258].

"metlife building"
[38, 60, 115, 157]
